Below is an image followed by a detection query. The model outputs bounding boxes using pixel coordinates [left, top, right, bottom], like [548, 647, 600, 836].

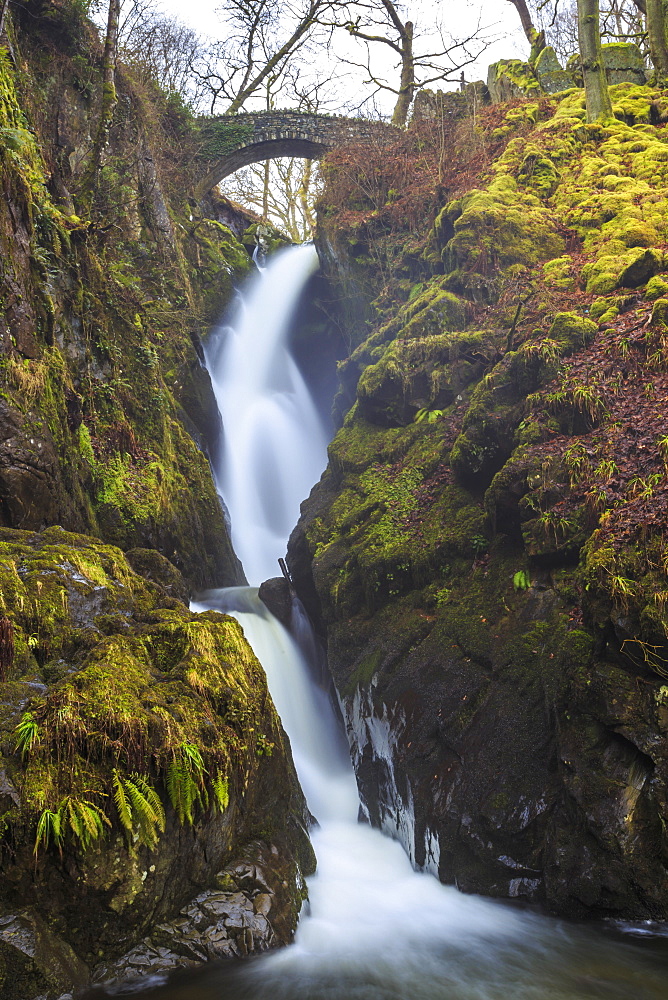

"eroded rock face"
[291, 485, 668, 919]
[95, 840, 305, 990]
[258, 577, 293, 627]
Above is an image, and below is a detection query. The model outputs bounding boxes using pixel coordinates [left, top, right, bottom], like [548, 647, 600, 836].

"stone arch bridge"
[194, 111, 399, 197]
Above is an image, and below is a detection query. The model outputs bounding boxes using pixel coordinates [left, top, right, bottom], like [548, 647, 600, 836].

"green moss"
[356, 329, 493, 426]
[543, 255, 575, 290]
[548, 312, 598, 352]
[582, 246, 664, 294]
[0, 528, 276, 857]
[651, 298, 668, 326]
[645, 275, 668, 300]
[440, 175, 564, 282]
[487, 60, 542, 101]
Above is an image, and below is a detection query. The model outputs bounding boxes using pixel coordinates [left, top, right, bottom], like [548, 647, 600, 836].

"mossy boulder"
[440, 176, 564, 289]
[357, 330, 492, 426]
[448, 321, 589, 485]
[486, 59, 541, 103]
[645, 274, 668, 300]
[582, 246, 664, 294]
[0, 527, 313, 997]
[601, 42, 646, 85]
[534, 46, 575, 95]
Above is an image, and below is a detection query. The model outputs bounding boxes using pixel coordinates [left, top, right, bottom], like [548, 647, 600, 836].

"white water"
[139, 245, 668, 998]
[202, 244, 328, 586]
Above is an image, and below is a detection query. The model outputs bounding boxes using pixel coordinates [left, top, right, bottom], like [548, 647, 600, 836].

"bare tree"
[529, 0, 648, 62]
[120, 13, 206, 102]
[193, 0, 340, 115]
[645, 0, 668, 77]
[338, 0, 493, 126]
[222, 157, 320, 239]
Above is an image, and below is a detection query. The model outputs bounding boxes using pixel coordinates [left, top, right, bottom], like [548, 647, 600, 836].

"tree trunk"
[391, 19, 414, 127]
[0, 0, 9, 39]
[505, 0, 546, 62]
[646, 0, 668, 78]
[298, 159, 316, 235]
[84, 0, 121, 195]
[577, 0, 613, 121]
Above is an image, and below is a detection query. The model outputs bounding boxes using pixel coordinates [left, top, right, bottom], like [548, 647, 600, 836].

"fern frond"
[130, 774, 165, 833]
[112, 770, 133, 832]
[124, 777, 162, 848]
[181, 742, 206, 775]
[78, 800, 109, 844]
[212, 775, 229, 814]
[62, 797, 108, 849]
[34, 808, 61, 855]
[14, 711, 40, 757]
[65, 798, 84, 842]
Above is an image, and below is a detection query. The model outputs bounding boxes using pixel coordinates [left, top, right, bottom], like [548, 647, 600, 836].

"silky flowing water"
[128, 245, 668, 999]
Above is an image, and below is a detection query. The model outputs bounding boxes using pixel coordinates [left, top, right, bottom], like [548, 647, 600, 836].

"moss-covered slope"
[290, 83, 668, 920]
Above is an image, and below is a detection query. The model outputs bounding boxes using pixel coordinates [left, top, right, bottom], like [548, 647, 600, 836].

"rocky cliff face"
[0, 5, 314, 996]
[289, 83, 668, 920]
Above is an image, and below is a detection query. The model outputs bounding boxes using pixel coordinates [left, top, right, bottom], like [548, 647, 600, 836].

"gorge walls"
[289, 84, 668, 920]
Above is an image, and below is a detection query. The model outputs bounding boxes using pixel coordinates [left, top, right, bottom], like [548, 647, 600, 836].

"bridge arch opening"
[197, 138, 328, 195]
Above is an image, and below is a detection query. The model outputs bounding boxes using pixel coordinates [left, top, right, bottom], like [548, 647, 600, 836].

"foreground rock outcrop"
[0, 527, 314, 999]
[290, 82, 668, 920]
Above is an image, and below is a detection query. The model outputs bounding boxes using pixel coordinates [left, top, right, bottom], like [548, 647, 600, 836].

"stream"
[130, 245, 668, 999]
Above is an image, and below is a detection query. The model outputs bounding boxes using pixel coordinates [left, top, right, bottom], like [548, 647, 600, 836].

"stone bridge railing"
[194, 111, 399, 197]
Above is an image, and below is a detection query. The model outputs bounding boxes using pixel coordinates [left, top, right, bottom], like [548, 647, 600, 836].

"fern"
[112, 769, 133, 832]
[34, 797, 109, 855]
[14, 711, 40, 757]
[212, 774, 229, 814]
[34, 807, 62, 855]
[166, 743, 208, 825]
[131, 774, 165, 829]
[113, 770, 165, 848]
[62, 797, 109, 849]
[123, 775, 165, 849]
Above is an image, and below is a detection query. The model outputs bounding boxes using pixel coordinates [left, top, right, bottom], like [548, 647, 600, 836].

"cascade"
[130, 245, 668, 999]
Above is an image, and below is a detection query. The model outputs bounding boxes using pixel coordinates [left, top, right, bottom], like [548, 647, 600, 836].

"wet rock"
[259, 577, 293, 627]
[0, 402, 64, 530]
[124, 548, 190, 603]
[94, 841, 289, 991]
[0, 531, 313, 998]
[0, 909, 89, 1000]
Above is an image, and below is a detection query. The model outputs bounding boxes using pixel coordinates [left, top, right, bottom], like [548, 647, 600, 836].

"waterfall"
[202, 244, 328, 586]
[142, 245, 667, 999]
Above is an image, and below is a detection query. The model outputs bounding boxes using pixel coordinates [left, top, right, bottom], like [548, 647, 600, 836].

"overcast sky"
[154, 0, 529, 116]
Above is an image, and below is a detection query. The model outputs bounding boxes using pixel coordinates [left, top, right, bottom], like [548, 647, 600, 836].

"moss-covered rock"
[487, 59, 541, 103]
[0, 19, 249, 594]
[601, 42, 646, 85]
[0, 527, 313, 997]
[440, 175, 564, 285]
